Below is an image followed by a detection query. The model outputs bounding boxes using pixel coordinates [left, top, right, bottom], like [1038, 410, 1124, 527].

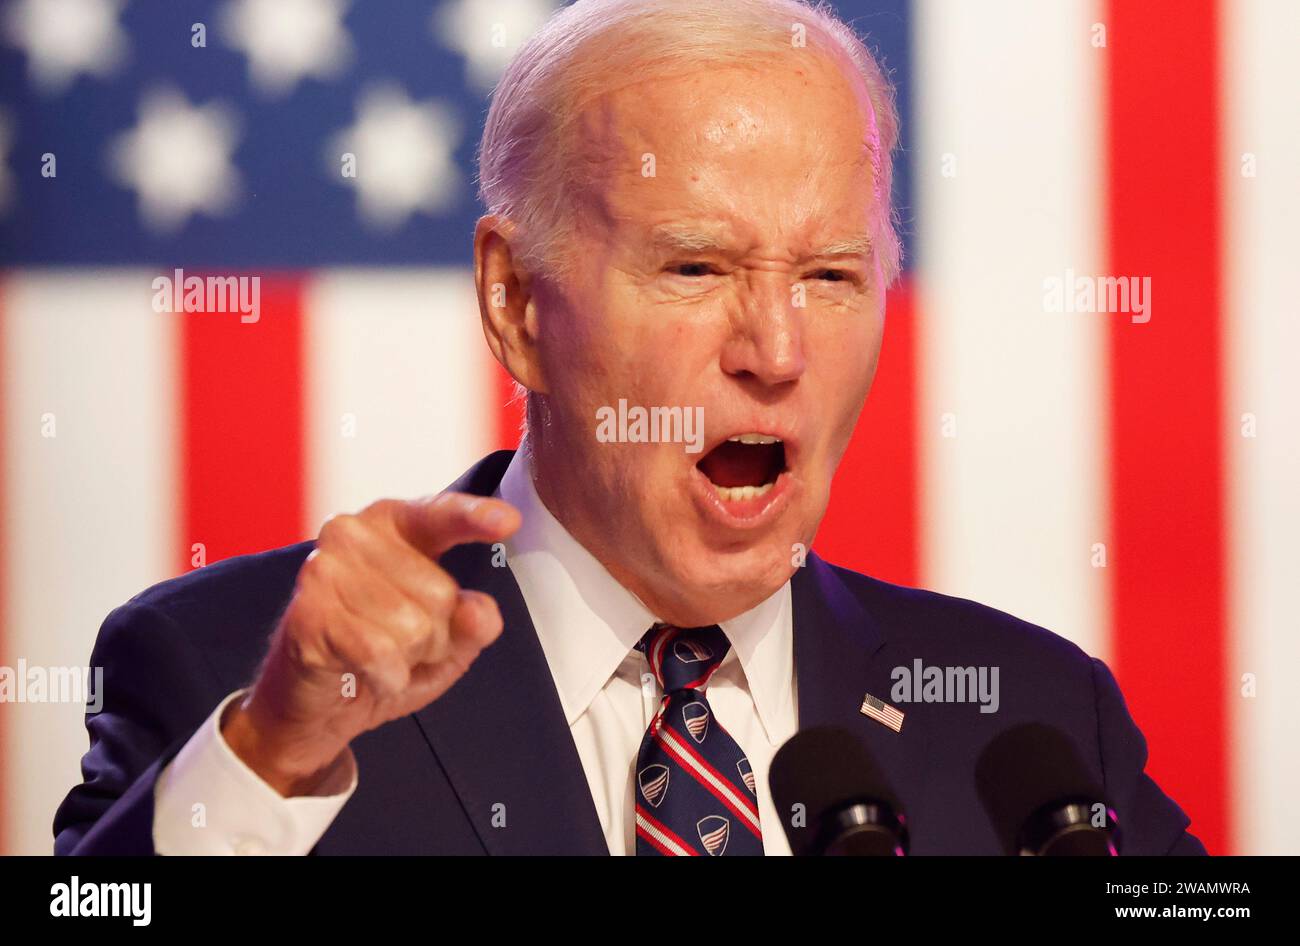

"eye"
[809, 269, 851, 283]
[666, 262, 718, 278]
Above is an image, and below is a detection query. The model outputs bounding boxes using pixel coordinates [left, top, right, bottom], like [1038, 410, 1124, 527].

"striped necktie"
[633, 623, 764, 856]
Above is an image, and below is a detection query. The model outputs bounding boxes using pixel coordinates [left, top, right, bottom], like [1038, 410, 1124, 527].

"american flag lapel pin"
[860, 692, 905, 733]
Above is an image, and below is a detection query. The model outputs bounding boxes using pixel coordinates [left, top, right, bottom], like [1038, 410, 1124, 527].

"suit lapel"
[411, 451, 609, 855]
[792, 554, 934, 820]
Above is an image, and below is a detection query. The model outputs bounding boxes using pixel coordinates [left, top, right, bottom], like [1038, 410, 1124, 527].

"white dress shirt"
[154, 444, 798, 855]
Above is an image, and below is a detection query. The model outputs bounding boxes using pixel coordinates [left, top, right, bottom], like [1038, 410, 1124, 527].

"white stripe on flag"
[1, 271, 177, 855]
[913, 0, 1108, 657]
[303, 269, 495, 526]
[1222, 0, 1300, 856]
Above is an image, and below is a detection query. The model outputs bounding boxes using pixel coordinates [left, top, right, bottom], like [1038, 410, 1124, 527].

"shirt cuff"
[153, 689, 358, 855]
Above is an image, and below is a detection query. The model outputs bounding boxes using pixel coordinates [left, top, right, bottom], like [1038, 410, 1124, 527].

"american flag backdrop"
[0, 0, 1296, 856]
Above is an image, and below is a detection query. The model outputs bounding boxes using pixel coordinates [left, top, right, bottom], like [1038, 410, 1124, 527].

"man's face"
[525, 54, 888, 625]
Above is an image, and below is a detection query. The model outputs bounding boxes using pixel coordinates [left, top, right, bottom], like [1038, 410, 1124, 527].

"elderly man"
[55, 0, 1203, 856]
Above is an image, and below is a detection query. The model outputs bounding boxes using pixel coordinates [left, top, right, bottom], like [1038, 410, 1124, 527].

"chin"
[661, 538, 796, 625]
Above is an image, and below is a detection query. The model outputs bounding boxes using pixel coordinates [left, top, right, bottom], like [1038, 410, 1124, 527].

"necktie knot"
[638, 623, 729, 694]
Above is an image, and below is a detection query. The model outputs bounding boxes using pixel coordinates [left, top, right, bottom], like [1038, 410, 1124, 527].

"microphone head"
[975, 723, 1117, 855]
[769, 726, 905, 855]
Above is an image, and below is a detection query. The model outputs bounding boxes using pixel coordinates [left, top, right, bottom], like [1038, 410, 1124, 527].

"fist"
[222, 492, 521, 795]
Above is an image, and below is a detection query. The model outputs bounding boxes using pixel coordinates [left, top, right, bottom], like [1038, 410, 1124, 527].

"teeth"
[715, 481, 775, 503]
[726, 433, 781, 445]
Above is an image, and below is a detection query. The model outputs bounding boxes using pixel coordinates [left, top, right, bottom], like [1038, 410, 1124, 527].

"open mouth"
[695, 433, 788, 502]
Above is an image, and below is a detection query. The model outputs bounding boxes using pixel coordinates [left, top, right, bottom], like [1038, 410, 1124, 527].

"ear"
[474, 215, 548, 396]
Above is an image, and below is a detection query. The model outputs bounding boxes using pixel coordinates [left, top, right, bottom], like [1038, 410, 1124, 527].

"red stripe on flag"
[1104, 1, 1228, 853]
[179, 275, 306, 569]
[816, 276, 918, 586]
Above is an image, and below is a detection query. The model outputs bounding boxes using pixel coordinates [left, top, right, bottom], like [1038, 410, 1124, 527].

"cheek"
[536, 299, 611, 407]
[805, 309, 883, 473]
[818, 308, 883, 395]
[595, 295, 718, 402]
[859, 313, 886, 393]
[549, 283, 649, 379]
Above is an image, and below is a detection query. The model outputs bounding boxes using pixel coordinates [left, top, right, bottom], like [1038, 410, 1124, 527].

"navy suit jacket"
[54, 450, 1206, 855]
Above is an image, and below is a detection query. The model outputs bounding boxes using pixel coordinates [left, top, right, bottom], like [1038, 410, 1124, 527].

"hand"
[221, 493, 521, 796]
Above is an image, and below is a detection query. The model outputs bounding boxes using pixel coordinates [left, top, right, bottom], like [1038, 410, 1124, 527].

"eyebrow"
[647, 224, 873, 260]
[649, 224, 730, 254]
[814, 234, 874, 258]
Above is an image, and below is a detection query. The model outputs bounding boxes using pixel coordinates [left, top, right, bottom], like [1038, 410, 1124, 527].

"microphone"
[769, 726, 908, 856]
[974, 723, 1121, 856]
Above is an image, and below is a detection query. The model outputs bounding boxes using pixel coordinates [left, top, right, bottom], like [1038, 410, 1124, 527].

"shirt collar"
[495, 441, 793, 744]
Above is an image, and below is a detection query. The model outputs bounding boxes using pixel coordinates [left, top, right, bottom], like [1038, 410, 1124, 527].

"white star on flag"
[219, 0, 353, 97]
[106, 87, 243, 233]
[325, 83, 462, 229]
[2, 0, 129, 94]
[432, 0, 560, 92]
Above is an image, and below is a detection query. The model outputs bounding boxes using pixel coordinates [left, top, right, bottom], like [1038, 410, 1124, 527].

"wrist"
[220, 696, 343, 798]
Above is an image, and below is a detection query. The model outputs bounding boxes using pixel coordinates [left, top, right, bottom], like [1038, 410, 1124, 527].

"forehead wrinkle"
[575, 65, 887, 249]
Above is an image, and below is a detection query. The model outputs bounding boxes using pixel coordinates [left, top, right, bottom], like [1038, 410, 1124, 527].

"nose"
[719, 276, 807, 387]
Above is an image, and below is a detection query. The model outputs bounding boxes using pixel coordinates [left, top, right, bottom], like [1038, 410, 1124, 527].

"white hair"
[476, 0, 903, 286]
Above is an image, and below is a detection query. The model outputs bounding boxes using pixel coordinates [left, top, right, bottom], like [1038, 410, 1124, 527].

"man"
[55, 0, 1205, 856]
